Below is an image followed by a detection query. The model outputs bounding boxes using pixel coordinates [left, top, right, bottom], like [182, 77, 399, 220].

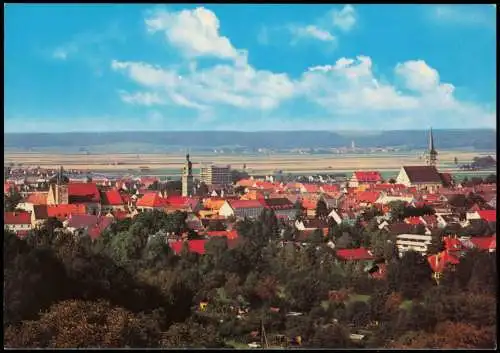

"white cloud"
[430, 5, 495, 28]
[283, 5, 356, 46]
[145, 7, 239, 60]
[52, 43, 78, 60]
[119, 91, 165, 106]
[394, 60, 440, 92]
[290, 25, 336, 43]
[330, 5, 357, 32]
[109, 7, 494, 130]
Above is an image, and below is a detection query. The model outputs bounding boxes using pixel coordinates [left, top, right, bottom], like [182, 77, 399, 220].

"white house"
[219, 200, 264, 219]
[396, 234, 433, 257]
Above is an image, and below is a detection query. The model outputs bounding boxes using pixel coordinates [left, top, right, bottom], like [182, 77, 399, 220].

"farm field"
[4, 151, 495, 178]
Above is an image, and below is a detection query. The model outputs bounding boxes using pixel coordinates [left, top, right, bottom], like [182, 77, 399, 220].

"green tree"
[4, 187, 23, 211]
[387, 251, 433, 300]
[315, 200, 329, 219]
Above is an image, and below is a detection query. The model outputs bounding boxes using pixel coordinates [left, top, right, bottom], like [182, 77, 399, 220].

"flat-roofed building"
[200, 163, 232, 186]
[396, 233, 433, 257]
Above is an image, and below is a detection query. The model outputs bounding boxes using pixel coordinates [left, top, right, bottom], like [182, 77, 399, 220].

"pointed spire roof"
[429, 127, 437, 154]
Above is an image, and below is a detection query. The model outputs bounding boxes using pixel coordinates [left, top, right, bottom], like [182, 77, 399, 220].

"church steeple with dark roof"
[426, 128, 438, 167]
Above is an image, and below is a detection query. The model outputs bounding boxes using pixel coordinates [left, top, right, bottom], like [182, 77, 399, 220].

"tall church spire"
[427, 128, 437, 167]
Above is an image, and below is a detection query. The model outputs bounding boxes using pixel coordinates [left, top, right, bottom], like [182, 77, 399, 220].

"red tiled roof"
[428, 251, 460, 273]
[4, 211, 31, 225]
[321, 184, 340, 193]
[353, 171, 382, 183]
[24, 192, 48, 205]
[477, 210, 496, 222]
[102, 189, 124, 206]
[112, 209, 130, 220]
[356, 191, 380, 204]
[136, 192, 168, 208]
[87, 217, 113, 240]
[206, 229, 239, 240]
[68, 183, 101, 203]
[170, 239, 207, 255]
[236, 179, 255, 187]
[336, 247, 374, 261]
[228, 200, 264, 209]
[47, 204, 87, 220]
[302, 184, 321, 193]
[444, 237, 464, 252]
[470, 236, 496, 251]
[405, 216, 423, 225]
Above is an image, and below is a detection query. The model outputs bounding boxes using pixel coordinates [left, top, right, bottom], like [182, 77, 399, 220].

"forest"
[4, 209, 497, 348]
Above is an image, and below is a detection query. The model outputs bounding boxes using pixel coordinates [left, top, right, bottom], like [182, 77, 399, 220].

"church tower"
[48, 166, 68, 205]
[182, 153, 194, 197]
[426, 128, 438, 167]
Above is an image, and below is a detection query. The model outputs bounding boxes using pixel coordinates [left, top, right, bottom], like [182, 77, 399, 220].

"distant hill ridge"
[4, 129, 496, 151]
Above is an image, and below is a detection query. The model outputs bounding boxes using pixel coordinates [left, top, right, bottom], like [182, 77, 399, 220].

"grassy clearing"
[399, 300, 413, 310]
[347, 294, 370, 304]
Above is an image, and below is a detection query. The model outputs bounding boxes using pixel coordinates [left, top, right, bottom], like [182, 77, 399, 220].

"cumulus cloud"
[330, 5, 357, 32]
[145, 7, 239, 60]
[110, 6, 494, 129]
[285, 5, 356, 46]
[290, 25, 336, 43]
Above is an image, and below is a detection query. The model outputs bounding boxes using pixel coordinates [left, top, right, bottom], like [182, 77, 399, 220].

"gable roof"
[356, 191, 380, 204]
[477, 210, 496, 222]
[33, 205, 49, 220]
[336, 247, 374, 261]
[47, 204, 87, 220]
[136, 192, 168, 208]
[262, 197, 294, 209]
[67, 214, 99, 228]
[4, 211, 31, 225]
[353, 171, 382, 183]
[428, 251, 460, 273]
[228, 199, 264, 209]
[402, 166, 442, 184]
[68, 183, 101, 203]
[101, 189, 124, 206]
[24, 192, 48, 205]
[469, 236, 496, 251]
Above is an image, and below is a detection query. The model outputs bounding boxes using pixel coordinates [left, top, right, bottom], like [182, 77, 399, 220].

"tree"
[160, 320, 225, 348]
[484, 174, 496, 184]
[387, 251, 433, 300]
[4, 299, 161, 348]
[315, 200, 329, 219]
[234, 185, 246, 195]
[388, 201, 406, 222]
[207, 219, 226, 231]
[388, 178, 396, 184]
[4, 187, 23, 211]
[196, 182, 209, 196]
[306, 323, 351, 348]
[454, 157, 458, 165]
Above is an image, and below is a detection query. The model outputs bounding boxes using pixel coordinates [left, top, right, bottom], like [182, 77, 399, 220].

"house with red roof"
[336, 247, 375, 262]
[219, 199, 265, 219]
[349, 171, 382, 188]
[170, 239, 207, 255]
[136, 192, 168, 211]
[470, 210, 496, 223]
[205, 229, 239, 240]
[356, 191, 381, 207]
[320, 184, 340, 195]
[166, 195, 202, 213]
[101, 189, 126, 212]
[428, 251, 460, 275]
[4, 211, 32, 235]
[46, 204, 87, 221]
[300, 183, 322, 194]
[261, 197, 296, 220]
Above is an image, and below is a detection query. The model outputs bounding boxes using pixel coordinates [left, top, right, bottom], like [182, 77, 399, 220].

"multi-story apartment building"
[396, 233, 433, 257]
[200, 163, 232, 186]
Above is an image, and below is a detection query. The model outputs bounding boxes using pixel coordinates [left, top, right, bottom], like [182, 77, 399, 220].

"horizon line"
[4, 128, 496, 134]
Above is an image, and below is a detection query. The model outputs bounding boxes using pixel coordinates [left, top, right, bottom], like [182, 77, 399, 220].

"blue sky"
[4, 4, 497, 132]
